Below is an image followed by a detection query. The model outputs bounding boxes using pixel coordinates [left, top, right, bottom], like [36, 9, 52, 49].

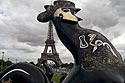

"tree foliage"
[0, 59, 13, 71]
[61, 63, 74, 69]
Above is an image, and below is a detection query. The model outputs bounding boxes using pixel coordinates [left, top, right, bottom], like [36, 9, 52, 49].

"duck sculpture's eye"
[62, 8, 70, 12]
[59, 13, 63, 18]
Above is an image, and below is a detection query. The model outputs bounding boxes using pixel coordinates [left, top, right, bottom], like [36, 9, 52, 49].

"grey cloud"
[0, 0, 50, 47]
[79, 0, 119, 29]
[10, 0, 45, 12]
[12, 45, 37, 53]
[11, 40, 42, 53]
[104, 29, 121, 40]
[0, 0, 49, 53]
[15, 25, 47, 46]
[103, 22, 125, 41]
[110, 0, 125, 17]
[0, 44, 8, 49]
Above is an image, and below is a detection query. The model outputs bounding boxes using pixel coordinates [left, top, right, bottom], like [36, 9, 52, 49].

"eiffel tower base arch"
[37, 53, 62, 67]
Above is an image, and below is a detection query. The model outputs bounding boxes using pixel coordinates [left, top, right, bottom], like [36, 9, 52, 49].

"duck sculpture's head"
[37, 0, 82, 24]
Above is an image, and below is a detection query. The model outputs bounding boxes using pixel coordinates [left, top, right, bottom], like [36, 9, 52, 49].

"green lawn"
[52, 73, 62, 83]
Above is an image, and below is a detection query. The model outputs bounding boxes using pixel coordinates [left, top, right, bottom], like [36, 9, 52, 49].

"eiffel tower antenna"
[51, 0, 53, 5]
[37, 20, 62, 66]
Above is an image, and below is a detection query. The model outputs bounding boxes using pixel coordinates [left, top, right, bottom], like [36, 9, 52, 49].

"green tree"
[61, 63, 74, 69]
[0, 59, 13, 71]
[5, 61, 13, 66]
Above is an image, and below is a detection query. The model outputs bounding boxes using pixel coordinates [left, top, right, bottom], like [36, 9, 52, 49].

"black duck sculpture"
[37, 0, 125, 83]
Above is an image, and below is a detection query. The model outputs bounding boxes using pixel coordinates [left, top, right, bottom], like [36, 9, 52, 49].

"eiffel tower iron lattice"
[37, 20, 62, 66]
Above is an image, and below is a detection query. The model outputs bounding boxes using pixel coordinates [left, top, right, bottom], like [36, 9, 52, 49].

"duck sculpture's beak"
[54, 7, 82, 22]
[71, 8, 83, 21]
[72, 8, 81, 14]
[77, 16, 83, 21]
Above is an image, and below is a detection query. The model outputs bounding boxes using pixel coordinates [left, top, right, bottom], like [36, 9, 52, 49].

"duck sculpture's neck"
[52, 19, 81, 64]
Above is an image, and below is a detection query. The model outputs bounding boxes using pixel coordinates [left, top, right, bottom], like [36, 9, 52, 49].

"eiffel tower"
[37, 20, 62, 66]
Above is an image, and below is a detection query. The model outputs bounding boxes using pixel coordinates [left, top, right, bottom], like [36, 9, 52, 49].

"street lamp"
[1, 52, 5, 72]
[16, 59, 17, 63]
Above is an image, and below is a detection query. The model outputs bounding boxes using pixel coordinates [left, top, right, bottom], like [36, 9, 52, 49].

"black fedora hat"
[53, 0, 75, 8]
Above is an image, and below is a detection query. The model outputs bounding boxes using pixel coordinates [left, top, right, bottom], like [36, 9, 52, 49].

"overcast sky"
[0, 0, 125, 63]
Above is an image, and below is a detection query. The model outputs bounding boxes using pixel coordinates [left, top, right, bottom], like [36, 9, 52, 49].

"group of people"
[41, 60, 67, 83]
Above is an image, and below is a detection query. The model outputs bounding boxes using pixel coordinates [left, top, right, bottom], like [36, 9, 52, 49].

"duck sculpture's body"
[37, 0, 125, 83]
